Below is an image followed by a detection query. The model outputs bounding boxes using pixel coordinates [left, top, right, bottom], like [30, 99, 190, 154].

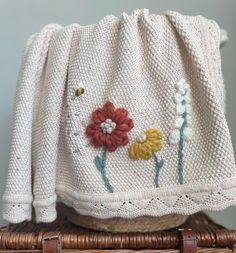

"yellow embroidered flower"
[129, 129, 163, 160]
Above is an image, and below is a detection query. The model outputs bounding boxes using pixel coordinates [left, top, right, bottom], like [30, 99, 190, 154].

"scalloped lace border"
[56, 178, 236, 218]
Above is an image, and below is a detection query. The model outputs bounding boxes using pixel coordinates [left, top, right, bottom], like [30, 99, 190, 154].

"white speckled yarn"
[2, 9, 236, 223]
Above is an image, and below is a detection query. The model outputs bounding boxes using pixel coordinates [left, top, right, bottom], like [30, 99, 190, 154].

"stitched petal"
[140, 144, 152, 160]
[151, 142, 163, 152]
[143, 141, 152, 152]
[129, 143, 140, 159]
[86, 124, 101, 136]
[121, 133, 129, 145]
[103, 101, 115, 118]
[113, 108, 129, 123]
[111, 133, 123, 145]
[93, 132, 105, 146]
[146, 129, 162, 139]
[122, 118, 134, 130]
[116, 124, 132, 131]
[108, 142, 118, 152]
[92, 109, 106, 123]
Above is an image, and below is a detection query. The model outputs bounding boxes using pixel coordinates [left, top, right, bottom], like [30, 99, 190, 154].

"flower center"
[136, 133, 147, 143]
[100, 118, 116, 134]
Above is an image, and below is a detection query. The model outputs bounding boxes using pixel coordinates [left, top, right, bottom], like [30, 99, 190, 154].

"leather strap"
[179, 229, 197, 253]
[42, 232, 61, 253]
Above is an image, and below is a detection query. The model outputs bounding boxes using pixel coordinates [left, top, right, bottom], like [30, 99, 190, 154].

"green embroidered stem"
[178, 111, 187, 184]
[94, 146, 114, 193]
[153, 152, 164, 187]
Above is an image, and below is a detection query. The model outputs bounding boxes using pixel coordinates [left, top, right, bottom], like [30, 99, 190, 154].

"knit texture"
[2, 9, 236, 223]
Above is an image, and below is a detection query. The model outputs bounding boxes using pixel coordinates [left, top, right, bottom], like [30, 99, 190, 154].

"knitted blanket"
[2, 9, 236, 223]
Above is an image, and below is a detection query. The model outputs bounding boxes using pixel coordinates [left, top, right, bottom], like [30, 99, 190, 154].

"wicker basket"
[62, 203, 188, 232]
[0, 211, 235, 252]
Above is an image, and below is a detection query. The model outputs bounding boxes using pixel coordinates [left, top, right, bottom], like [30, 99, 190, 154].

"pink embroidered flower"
[86, 101, 134, 152]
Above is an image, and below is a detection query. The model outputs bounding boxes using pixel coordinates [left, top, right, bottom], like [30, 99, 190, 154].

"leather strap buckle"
[42, 233, 61, 253]
[178, 229, 197, 253]
[232, 244, 236, 253]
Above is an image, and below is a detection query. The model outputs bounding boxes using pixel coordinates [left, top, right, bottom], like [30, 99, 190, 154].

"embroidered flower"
[169, 78, 193, 184]
[129, 129, 163, 160]
[86, 101, 134, 193]
[129, 128, 164, 187]
[169, 78, 193, 145]
[86, 101, 134, 152]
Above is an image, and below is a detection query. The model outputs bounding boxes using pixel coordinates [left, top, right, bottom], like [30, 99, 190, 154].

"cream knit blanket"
[2, 9, 236, 223]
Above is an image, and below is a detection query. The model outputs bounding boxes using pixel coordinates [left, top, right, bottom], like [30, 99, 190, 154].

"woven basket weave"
[0, 212, 235, 252]
[62, 203, 188, 232]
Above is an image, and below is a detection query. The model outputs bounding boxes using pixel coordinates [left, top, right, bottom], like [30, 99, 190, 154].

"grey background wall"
[0, 0, 235, 227]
